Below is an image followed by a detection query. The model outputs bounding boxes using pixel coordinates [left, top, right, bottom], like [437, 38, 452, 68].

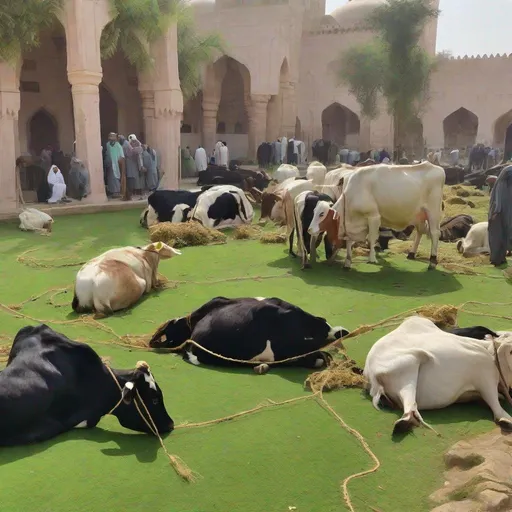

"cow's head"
[259, 192, 282, 224]
[308, 201, 340, 244]
[143, 241, 181, 260]
[148, 317, 191, 349]
[170, 204, 192, 223]
[115, 361, 174, 434]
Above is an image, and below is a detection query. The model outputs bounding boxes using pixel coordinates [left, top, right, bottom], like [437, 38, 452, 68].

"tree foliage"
[337, 0, 439, 145]
[0, 0, 63, 63]
[101, 0, 223, 99]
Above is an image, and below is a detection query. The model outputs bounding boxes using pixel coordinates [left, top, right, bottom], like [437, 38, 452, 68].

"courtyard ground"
[0, 208, 510, 512]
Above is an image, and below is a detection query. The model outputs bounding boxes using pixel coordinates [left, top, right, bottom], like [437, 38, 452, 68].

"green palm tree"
[101, 0, 223, 100]
[0, 0, 63, 63]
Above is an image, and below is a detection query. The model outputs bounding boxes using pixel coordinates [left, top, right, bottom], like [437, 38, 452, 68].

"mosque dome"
[330, 0, 387, 31]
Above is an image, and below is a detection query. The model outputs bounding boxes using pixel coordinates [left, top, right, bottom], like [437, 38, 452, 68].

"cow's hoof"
[302, 263, 312, 270]
[392, 418, 415, 435]
[427, 264, 437, 271]
[497, 418, 512, 432]
[290, 252, 297, 259]
[407, 252, 416, 260]
[253, 363, 270, 375]
[342, 265, 351, 271]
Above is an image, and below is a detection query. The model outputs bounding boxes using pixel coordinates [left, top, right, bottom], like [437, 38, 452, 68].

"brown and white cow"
[72, 242, 181, 315]
[308, 162, 445, 270]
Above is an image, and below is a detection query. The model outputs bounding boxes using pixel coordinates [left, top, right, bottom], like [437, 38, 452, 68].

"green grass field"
[0, 209, 510, 512]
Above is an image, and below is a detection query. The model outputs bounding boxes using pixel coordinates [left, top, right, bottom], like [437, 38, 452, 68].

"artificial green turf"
[0, 209, 510, 512]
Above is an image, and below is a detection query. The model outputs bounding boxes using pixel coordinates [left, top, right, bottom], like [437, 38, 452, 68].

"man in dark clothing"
[488, 165, 512, 266]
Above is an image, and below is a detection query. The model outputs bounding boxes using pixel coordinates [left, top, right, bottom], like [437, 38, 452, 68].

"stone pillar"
[140, 90, 156, 148]
[266, 95, 281, 142]
[281, 82, 296, 138]
[153, 90, 182, 189]
[202, 98, 219, 155]
[247, 94, 270, 160]
[68, 70, 106, 203]
[0, 63, 20, 214]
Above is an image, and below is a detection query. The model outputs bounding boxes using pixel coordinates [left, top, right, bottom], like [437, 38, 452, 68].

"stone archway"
[443, 107, 478, 149]
[100, 47, 143, 143]
[99, 84, 118, 143]
[28, 109, 58, 155]
[216, 56, 249, 135]
[494, 110, 512, 158]
[266, 58, 290, 142]
[19, 20, 73, 156]
[321, 103, 360, 147]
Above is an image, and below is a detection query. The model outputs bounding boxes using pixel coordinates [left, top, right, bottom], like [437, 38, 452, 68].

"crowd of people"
[103, 132, 160, 201]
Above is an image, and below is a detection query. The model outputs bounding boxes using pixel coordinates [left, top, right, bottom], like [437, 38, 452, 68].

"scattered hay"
[260, 231, 287, 244]
[446, 196, 467, 205]
[467, 200, 476, 208]
[305, 358, 367, 393]
[233, 225, 261, 240]
[456, 189, 470, 198]
[149, 222, 227, 248]
[416, 303, 458, 328]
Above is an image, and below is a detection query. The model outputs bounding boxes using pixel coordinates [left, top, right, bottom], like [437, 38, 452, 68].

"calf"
[141, 189, 203, 228]
[364, 316, 512, 435]
[149, 297, 349, 374]
[191, 185, 254, 228]
[456, 221, 489, 256]
[0, 324, 173, 446]
[291, 191, 334, 269]
[19, 208, 54, 234]
[72, 242, 181, 315]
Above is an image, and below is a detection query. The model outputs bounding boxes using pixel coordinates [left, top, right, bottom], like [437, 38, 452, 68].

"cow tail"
[71, 291, 80, 312]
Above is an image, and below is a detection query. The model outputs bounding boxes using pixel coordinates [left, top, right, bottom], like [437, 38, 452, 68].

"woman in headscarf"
[488, 165, 512, 266]
[47, 165, 70, 203]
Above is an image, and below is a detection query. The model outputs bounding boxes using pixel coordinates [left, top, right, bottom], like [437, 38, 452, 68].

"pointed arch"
[321, 103, 360, 147]
[28, 108, 59, 155]
[493, 110, 512, 156]
[443, 107, 478, 149]
[99, 84, 118, 142]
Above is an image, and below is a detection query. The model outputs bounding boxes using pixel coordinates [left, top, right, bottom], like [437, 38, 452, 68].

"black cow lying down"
[0, 324, 173, 446]
[149, 297, 349, 374]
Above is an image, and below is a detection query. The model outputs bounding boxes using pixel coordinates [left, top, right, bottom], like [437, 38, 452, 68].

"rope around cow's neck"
[104, 364, 198, 482]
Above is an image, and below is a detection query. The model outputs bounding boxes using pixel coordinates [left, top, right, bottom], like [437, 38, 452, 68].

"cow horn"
[136, 360, 150, 371]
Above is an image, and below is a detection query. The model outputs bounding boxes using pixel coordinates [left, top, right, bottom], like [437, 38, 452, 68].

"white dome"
[329, 0, 387, 31]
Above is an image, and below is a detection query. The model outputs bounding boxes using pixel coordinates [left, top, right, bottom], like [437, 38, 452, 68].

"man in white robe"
[219, 142, 229, 167]
[281, 136, 287, 163]
[195, 146, 208, 172]
[47, 165, 70, 203]
[214, 141, 223, 165]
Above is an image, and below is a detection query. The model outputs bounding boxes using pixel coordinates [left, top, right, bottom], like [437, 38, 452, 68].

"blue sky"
[325, 0, 512, 56]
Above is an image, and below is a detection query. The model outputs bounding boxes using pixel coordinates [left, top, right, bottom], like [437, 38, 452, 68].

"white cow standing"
[364, 316, 512, 435]
[456, 221, 489, 257]
[308, 162, 445, 270]
[275, 164, 299, 183]
[305, 161, 327, 186]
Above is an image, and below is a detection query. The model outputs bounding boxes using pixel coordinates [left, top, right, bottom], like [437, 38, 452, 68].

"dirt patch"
[430, 429, 512, 511]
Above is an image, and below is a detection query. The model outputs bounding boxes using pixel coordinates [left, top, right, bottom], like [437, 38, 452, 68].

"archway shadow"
[0, 427, 168, 467]
[266, 250, 462, 297]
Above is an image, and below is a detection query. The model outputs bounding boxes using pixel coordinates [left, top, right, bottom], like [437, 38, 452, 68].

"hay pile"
[149, 222, 227, 248]
[305, 358, 367, 393]
[446, 196, 469, 206]
[260, 231, 287, 244]
[443, 185, 489, 221]
[233, 225, 261, 240]
[415, 303, 458, 328]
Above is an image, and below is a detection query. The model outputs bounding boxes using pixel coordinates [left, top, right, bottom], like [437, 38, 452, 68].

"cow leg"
[288, 228, 296, 257]
[407, 231, 423, 260]
[309, 235, 318, 266]
[476, 377, 512, 431]
[343, 240, 354, 269]
[427, 212, 441, 271]
[367, 216, 381, 264]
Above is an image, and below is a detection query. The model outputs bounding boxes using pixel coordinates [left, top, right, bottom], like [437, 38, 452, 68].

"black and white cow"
[140, 189, 204, 228]
[190, 185, 254, 228]
[447, 326, 498, 340]
[149, 297, 349, 374]
[0, 324, 174, 446]
[289, 190, 334, 269]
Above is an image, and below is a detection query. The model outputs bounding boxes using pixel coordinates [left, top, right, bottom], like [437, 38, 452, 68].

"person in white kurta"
[213, 141, 223, 165]
[281, 136, 288, 163]
[194, 147, 208, 172]
[47, 165, 68, 203]
[219, 143, 229, 167]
